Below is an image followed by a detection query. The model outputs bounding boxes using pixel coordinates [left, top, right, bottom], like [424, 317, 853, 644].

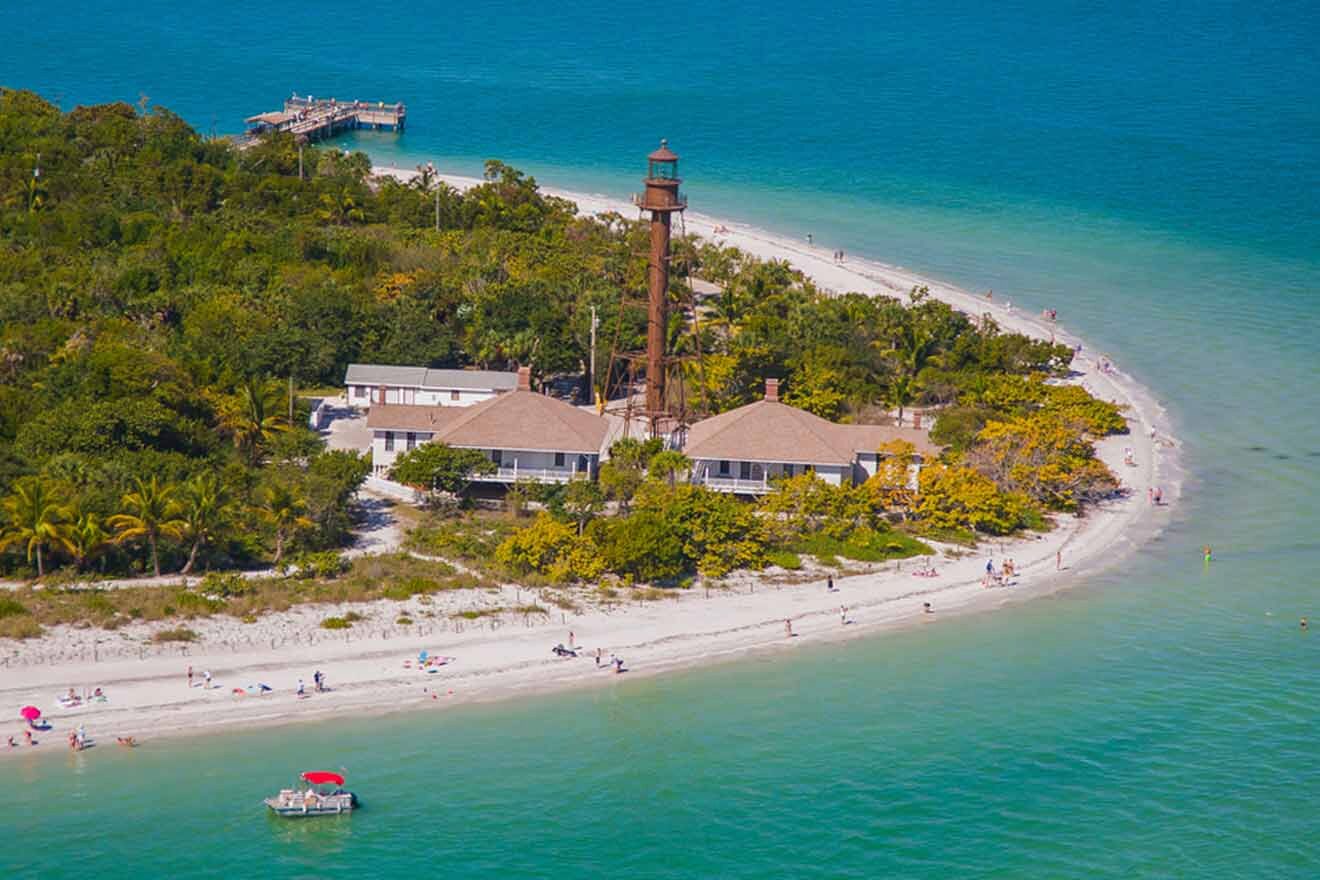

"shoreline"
[0, 168, 1183, 758]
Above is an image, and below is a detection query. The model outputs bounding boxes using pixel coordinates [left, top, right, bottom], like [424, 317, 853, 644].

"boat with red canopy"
[265, 771, 357, 816]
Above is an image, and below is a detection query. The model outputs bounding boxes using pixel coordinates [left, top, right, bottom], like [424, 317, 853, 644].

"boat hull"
[264, 794, 356, 817]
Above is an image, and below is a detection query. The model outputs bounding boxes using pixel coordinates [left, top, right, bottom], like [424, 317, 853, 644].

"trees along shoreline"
[0, 89, 1123, 590]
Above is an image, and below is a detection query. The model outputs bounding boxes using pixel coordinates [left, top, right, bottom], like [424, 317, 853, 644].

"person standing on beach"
[1056, 550, 1062, 571]
[785, 619, 793, 638]
[827, 575, 835, 592]
[297, 679, 305, 697]
[840, 606, 848, 625]
[595, 647, 602, 668]
[568, 630, 575, 649]
[807, 233, 813, 246]
[187, 665, 193, 688]
[203, 670, 212, 690]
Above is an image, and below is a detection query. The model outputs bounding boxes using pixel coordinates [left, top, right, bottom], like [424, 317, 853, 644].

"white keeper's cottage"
[368, 367, 608, 484]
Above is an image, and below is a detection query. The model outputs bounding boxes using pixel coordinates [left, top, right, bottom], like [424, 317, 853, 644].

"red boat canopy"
[301, 771, 345, 786]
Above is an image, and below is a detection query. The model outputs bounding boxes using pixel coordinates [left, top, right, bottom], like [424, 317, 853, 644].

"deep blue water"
[4, 2, 1320, 877]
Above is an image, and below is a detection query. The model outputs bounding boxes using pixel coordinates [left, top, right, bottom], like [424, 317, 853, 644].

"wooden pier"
[242, 94, 405, 145]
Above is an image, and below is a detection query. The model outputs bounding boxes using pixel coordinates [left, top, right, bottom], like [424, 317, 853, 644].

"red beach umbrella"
[19, 706, 41, 721]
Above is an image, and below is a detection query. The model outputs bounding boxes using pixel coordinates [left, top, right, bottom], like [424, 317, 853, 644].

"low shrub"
[296, 551, 349, 580]
[0, 597, 30, 618]
[152, 627, 198, 643]
[0, 616, 42, 639]
[199, 571, 253, 598]
[765, 549, 803, 570]
[320, 616, 352, 630]
[383, 577, 441, 601]
[453, 608, 501, 620]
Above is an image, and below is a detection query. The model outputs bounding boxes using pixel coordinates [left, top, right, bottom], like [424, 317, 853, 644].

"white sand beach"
[0, 170, 1182, 753]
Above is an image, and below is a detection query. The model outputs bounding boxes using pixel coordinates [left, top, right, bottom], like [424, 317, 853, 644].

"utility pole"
[589, 305, 599, 406]
[429, 162, 440, 231]
[28, 153, 41, 212]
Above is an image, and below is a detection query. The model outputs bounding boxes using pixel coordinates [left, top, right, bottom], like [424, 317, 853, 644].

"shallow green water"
[3, 1, 1320, 876]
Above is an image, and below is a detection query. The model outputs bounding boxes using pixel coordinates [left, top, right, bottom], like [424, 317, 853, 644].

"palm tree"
[232, 379, 289, 463]
[648, 451, 692, 488]
[887, 374, 919, 426]
[316, 190, 366, 225]
[177, 473, 236, 575]
[887, 322, 939, 379]
[108, 477, 186, 577]
[258, 484, 312, 565]
[65, 508, 111, 572]
[0, 477, 72, 578]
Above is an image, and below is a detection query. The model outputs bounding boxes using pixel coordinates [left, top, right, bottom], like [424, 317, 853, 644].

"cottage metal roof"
[345, 364, 518, 392]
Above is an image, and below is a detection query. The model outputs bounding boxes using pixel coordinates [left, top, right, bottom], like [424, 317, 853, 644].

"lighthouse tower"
[636, 140, 686, 427]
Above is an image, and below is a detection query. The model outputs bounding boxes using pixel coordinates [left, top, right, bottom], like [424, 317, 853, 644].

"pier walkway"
[241, 94, 405, 146]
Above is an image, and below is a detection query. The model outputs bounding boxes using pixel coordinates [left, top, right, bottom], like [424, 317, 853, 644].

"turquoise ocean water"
[4, 2, 1320, 876]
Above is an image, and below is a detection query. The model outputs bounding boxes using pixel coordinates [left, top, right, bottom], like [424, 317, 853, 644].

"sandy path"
[0, 172, 1181, 752]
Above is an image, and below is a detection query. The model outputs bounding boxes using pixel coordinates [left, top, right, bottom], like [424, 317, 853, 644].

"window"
[406, 432, 417, 450]
[718, 460, 730, 476]
[554, 452, 566, 467]
[384, 431, 395, 452]
[353, 385, 365, 398]
[783, 464, 794, 477]
[451, 390, 461, 401]
[491, 449, 502, 466]
[578, 455, 589, 473]
[804, 464, 814, 474]
[739, 461, 751, 480]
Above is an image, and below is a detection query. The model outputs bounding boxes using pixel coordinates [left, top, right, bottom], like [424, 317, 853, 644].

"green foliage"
[152, 627, 198, 643]
[388, 443, 495, 494]
[494, 512, 578, 575]
[971, 412, 1119, 511]
[0, 89, 1124, 584]
[320, 616, 352, 630]
[791, 528, 930, 562]
[562, 477, 605, 534]
[0, 596, 29, 618]
[765, 549, 802, 570]
[0, 477, 74, 577]
[405, 513, 517, 563]
[1041, 384, 1128, 436]
[914, 464, 1034, 535]
[295, 550, 348, 580]
[197, 570, 253, 598]
[590, 511, 687, 582]
[632, 482, 766, 578]
[930, 405, 992, 452]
